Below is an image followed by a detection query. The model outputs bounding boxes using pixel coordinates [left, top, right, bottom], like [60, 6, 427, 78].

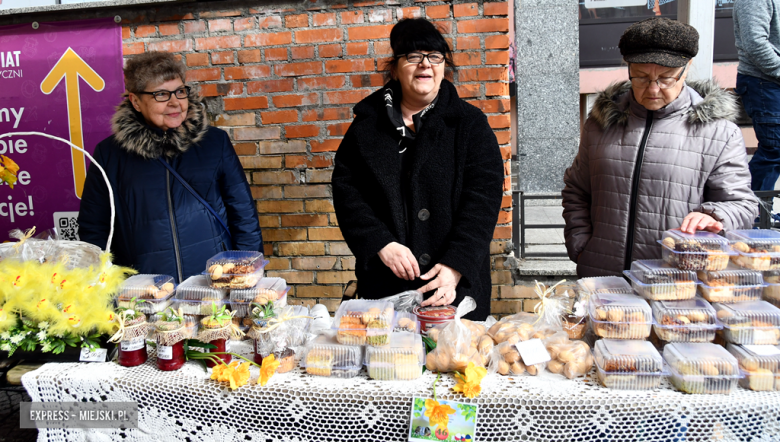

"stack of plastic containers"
[727, 230, 780, 309]
[593, 339, 666, 389]
[664, 343, 741, 394]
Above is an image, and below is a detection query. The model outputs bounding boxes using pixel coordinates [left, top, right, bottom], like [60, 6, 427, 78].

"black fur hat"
[619, 17, 699, 67]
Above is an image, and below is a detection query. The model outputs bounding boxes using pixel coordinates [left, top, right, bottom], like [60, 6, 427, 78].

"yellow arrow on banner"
[40, 47, 105, 199]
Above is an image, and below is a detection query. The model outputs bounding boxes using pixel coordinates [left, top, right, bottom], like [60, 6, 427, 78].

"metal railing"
[512, 191, 567, 259]
[754, 190, 780, 230]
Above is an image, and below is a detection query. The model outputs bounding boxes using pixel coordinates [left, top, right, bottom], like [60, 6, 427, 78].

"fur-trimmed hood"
[590, 80, 740, 130]
[110, 89, 209, 159]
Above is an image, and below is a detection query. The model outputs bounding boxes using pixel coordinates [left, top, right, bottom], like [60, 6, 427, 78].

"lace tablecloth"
[21, 342, 780, 442]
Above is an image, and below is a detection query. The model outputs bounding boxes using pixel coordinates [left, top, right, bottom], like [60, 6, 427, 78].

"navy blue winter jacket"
[78, 95, 262, 282]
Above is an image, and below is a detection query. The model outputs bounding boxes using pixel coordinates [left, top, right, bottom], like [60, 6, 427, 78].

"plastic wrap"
[424, 297, 486, 372]
[380, 290, 423, 313]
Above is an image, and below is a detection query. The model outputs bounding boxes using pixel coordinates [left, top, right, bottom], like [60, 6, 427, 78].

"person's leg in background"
[736, 73, 780, 191]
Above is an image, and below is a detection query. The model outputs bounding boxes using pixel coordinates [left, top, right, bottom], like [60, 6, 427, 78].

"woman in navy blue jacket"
[78, 52, 262, 282]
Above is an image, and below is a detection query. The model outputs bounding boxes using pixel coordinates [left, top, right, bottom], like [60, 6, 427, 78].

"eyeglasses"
[402, 52, 445, 65]
[628, 64, 687, 89]
[138, 86, 190, 102]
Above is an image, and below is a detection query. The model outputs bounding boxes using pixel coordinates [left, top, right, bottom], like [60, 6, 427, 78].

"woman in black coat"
[332, 18, 504, 320]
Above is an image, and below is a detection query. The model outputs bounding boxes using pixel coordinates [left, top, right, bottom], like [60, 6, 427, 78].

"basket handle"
[0, 132, 116, 253]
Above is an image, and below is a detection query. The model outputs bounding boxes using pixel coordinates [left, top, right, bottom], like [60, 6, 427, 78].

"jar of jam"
[413, 305, 457, 333]
[206, 338, 231, 368]
[156, 340, 185, 371]
[117, 336, 148, 367]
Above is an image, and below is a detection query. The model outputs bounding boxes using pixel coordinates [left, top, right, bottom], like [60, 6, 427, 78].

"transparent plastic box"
[624, 260, 698, 301]
[726, 343, 780, 391]
[589, 293, 652, 340]
[174, 296, 227, 316]
[229, 278, 290, 317]
[116, 274, 176, 314]
[204, 251, 269, 289]
[660, 230, 734, 271]
[333, 299, 394, 346]
[594, 340, 665, 390]
[576, 276, 632, 297]
[726, 229, 780, 271]
[393, 311, 420, 334]
[714, 301, 780, 345]
[183, 314, 201, 339]
[652, 297, 721, 343]
[300, 330, 364, 378]
[175, 275, 227, 301]
[763, 270, 780, 307]
[664, 343, 741, 394]
[697, 265, 764, 303]
[365, 333, 425, 380]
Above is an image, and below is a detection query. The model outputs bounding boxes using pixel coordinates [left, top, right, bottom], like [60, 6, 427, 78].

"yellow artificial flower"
[424, 399, 456, 430]
[229, 362, 251, 390]
[211, 361, 238, 383]
[258, 354, 280, 386]
[453, 362, 487, 398]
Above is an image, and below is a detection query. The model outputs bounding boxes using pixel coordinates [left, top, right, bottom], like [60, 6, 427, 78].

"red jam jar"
[117, 336, 148, 367]
[206, 339, 231, 368]
[156, 340, 185, 371]
[413, 305, 456, 333]
[253, 339, 264, 365]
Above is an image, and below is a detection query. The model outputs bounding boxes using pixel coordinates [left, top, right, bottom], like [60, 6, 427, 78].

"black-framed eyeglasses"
[138, 86, 190, 102]
[628, 64, 687, 89]
[402, 52, 445, 65]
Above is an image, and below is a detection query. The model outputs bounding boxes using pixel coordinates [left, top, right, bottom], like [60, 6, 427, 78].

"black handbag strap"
[157, 158, 232, 239]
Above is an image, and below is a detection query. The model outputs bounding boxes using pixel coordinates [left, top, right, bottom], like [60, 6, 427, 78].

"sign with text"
[0, 18, 123, 236]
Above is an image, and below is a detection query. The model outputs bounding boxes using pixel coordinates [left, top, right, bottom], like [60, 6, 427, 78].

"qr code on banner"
[53, 211, 80, 241]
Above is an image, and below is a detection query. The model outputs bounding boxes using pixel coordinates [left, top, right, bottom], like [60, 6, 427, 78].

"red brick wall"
[118, 1, 513, 313]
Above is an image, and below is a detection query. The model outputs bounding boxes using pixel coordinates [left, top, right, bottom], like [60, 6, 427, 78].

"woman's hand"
[418, 264, 461, 307]
[680, 212, 723, 234]
[378, 242, 420, 280]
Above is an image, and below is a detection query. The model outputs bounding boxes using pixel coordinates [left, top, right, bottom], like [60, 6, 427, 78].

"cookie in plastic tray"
[697, 265, 764, 303]
[726, 229, 780, 271]
[714, 301, 780, 345]
[393, 311, 420, 334]
[589, 293, 652, 340]
[300, 331, 364, 378]
[205, 250, 269, 289]
[624, 259, 698, 301]
[175, 275, 227, 301]
[174, 296, 227, 316]
[660, 230, 734, 271]
[229, 277, 290, 317]
[763, 270, 780, 307]
[594, 339, 665, 390]
[664, 342, 741, 394]
[652, 297, 720, 343]
[118, 274, 175, 301]
[726, 343, 780, 391]
[365, 333, 425, 380]
[333, 299, 394, 346]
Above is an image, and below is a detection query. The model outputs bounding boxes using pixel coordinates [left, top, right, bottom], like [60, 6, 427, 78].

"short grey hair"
[124, 51, 186, 94]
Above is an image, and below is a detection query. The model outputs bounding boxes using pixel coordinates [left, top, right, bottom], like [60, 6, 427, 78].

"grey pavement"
[514, 202, 577, 276]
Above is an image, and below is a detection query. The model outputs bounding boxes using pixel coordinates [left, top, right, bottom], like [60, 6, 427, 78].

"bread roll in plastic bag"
[424, 297, 486, 372]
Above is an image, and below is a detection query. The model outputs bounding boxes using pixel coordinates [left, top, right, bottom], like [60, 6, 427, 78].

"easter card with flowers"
[409, 397, 478, 442]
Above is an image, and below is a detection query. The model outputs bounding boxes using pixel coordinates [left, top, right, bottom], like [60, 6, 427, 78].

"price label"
[515, 338, 551, 366]
[744, 345, 780, 356]
[157, 345, 173, 360]
[120, 337, 145, 352]
[79, 347, 107, 362]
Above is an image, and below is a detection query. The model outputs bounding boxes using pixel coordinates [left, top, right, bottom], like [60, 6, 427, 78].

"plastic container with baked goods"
[589, 293, 652, 340]
[116, 274, 176, 314]
[174, 296, 227, 316]
[697, 265, 765, 303]
[726, 343, 780, 391]
[393, 311, 420, 334]
[624, 259, 698, 301]
[725, 229, 780, 271]
[594, 339, 666, 390]
[576, 276, 633, 297]
[652, 297, 721, 343]
[762, 270, 780, 307]
[365, 332, 425, 380]
[204, 250, 269, 289]
[714, 301, 780, 345]
[333, 299, 394, 346]
[300, 330, 364, 378]
[413, 305, 455, 333]
[664, 342, 741, 394]
[229, 277, 290, 317]
[175, 275, 228, 301]
[659, 230, 735, 271]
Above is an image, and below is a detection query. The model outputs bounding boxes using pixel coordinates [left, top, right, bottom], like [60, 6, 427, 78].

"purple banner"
[0, 18, 123, 239]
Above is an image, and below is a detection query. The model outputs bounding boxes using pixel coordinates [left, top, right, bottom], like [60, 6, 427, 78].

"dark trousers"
[736, 73, 780, 191]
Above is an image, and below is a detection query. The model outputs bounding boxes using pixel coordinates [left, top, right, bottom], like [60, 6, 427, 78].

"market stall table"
[21, 342, 780, 441]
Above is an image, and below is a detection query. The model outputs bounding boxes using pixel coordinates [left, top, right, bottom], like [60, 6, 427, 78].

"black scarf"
[383, 81, 438, 148]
